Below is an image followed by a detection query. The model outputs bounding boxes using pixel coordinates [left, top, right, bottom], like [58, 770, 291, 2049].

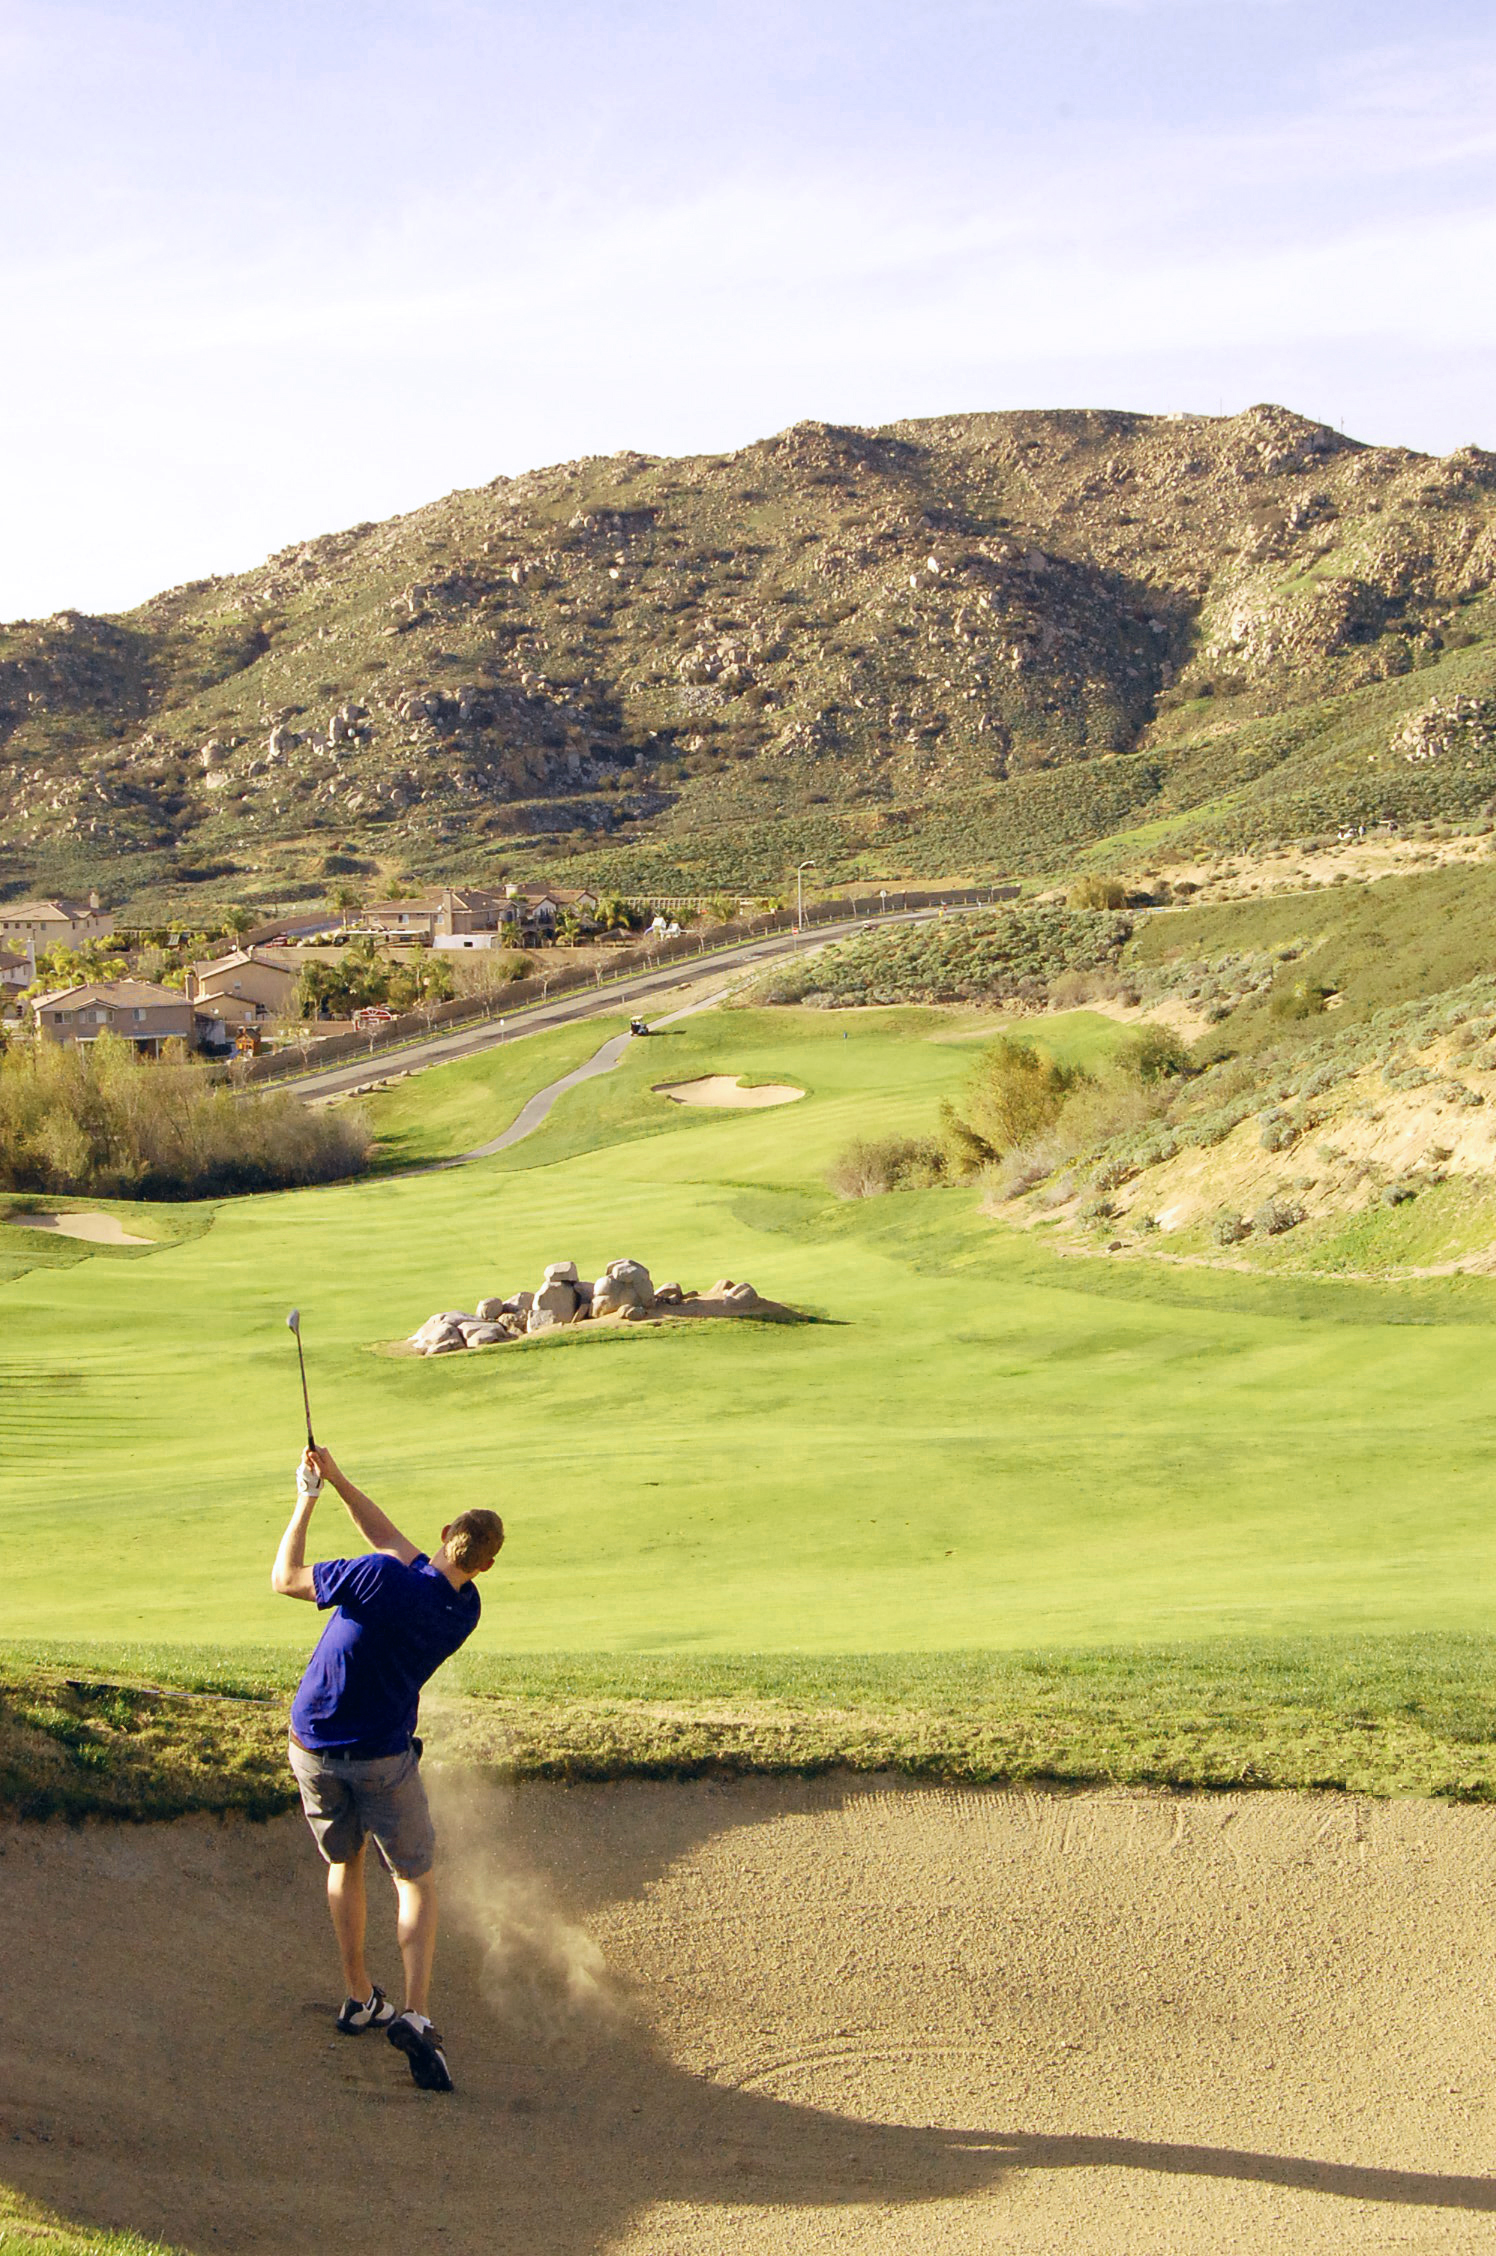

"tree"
[1068, 874, 1127, 911]
[329, 884, 363, 928]
[221, 905, 255, 940]
[940, 1038, 1086, 1170]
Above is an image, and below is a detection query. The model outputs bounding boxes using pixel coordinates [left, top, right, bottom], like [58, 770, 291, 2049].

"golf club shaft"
[295, 1334, 315, 1448]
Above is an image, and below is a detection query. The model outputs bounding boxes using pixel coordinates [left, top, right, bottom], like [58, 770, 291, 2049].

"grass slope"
[5, 1005, 1496, 1665]
[362, 1015, 626, 1166]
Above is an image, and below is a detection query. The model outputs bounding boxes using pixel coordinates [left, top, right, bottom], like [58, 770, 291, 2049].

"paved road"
[280, 907, 948, 1103]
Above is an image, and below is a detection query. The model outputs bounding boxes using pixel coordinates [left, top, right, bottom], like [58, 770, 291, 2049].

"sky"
[1, 0, 1493, 621]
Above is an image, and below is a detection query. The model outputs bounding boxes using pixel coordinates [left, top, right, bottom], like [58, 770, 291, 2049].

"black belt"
[290, 1732, 420, 1762]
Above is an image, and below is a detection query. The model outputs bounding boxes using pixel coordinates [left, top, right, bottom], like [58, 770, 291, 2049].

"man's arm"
[271, 1452, 320, 1600]
[312, 1446, 420, 1566]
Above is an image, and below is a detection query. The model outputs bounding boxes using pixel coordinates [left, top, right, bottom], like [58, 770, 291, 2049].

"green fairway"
[4, 1001, 1496, 1660]
[360, 1015, 628, 1165]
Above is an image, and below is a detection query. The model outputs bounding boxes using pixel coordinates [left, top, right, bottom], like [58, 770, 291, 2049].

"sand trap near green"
[4, 1002, 1496, 1656]
[655, 1074, 805, 1108]
[3, 1209, 152, 1245]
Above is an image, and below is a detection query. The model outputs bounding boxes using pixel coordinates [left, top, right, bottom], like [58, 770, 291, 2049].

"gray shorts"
[287, 1738, 436, 1879]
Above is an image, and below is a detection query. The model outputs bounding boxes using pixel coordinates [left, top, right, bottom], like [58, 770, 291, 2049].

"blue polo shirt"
[290, 1552, 480, 1759]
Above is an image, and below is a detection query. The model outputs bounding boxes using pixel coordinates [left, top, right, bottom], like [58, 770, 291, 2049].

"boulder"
[476, 1296, 506, 1322]
[411, 1312, 473, 1346]
[504, 1291, 535, 1317]
[460, 1322, 506, 1346]
[527, 1279, 578, 1332]
[424, 1328, 467, 1355]
[543, 1260, 579, 1285]
[723, 1281, 760, 1305]
[654, 1281, 684, 1305]
[592, 1258, 654, 1318]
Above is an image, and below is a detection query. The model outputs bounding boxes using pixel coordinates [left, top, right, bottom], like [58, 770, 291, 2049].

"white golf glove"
[296, 1456, 323, 1502]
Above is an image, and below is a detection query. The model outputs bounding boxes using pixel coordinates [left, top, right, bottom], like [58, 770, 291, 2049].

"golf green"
[3, 1003, 1494, 1657]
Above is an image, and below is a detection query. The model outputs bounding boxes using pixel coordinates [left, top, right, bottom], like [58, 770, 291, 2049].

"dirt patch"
[656, 1075, 805, 1108]
[5, 1781, 1496, 2253]
[1, 1209, 151, 1246]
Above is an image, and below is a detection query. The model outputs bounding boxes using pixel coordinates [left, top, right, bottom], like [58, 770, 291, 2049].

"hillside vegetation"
[796, 865, 1496, 1270]
[3, 404, 1495, 914]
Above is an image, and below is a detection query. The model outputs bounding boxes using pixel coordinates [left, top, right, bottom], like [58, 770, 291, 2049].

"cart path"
[470, 1029, 634, 1156]
[5, 1781, 1496, 2255]
[437, 986, 739, 1165]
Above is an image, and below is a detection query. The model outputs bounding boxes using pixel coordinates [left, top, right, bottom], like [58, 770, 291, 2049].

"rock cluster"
[1393, 694, 1495, 764]
[406, 1259, 767, 1355]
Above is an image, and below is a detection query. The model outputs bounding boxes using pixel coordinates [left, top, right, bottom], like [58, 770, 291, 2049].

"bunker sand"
[656, 1074, 805, 1107]
[4, 1780, 1496, 2253]
[2, 1208, 151, 1245]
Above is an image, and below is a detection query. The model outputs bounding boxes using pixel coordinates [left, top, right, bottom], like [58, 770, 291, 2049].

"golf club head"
[286, 1308, 300, 1334]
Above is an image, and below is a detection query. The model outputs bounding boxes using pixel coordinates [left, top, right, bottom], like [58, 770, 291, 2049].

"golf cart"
[629, 1016, 650, 1037]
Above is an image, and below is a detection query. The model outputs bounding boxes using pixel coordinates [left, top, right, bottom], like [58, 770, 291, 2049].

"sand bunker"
[5, 1779, 1496, 2253]
[656, 1075, 805, 1108]
[2, 1209, 150, 1246]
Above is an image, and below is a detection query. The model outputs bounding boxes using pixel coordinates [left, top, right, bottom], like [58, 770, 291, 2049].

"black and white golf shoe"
[336, 1985, 396, 2034]
[388, 2010, 454, 2092]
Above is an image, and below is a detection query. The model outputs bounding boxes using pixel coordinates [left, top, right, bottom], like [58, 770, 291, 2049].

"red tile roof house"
[28, 979, 197, 1058]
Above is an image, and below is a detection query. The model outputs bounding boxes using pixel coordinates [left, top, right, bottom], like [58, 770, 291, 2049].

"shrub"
[1259, 1110, 1300, 1152]
[1270, 977, 1331, 1021]
[1253, 1195, 1305, 1237]
[0, 1036, 370, 1198]
[1210, 1209, 1250, 1245]
[941, 1037, 1085, 1169]
[827, 1134, 947, 1199]
[986, 1138, 1069, 1200]
[1069, 874, 1128, 910]
[1120, 1025, 1192, 1083]
[1048, 968, 1098, 1009]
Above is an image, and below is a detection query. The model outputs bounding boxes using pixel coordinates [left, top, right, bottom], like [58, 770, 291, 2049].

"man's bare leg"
[326, 1847, 370, 2000]
[394, 1871, 438, 2017]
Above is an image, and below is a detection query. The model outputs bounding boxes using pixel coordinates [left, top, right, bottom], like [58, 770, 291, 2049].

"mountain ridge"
[2, 402, 1493, 912]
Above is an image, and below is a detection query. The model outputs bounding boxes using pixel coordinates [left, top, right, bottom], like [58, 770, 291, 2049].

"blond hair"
[444, 1508, 505, 1573]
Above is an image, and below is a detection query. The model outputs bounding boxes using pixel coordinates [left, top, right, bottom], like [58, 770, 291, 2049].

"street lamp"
[794, 861, 816, 936]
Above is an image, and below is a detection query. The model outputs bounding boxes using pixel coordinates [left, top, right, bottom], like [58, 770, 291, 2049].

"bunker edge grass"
[0, 2181, 183, 2256]
[10, 1636, 1496, 1820]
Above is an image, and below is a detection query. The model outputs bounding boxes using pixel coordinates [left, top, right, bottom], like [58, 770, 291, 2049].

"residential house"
[29, 979, 195, 1057]
[0, 894, 114, 950]
[361, 898, 439, 940]
[185, 947, 300, 1046]
[186, 947, 297, 1018]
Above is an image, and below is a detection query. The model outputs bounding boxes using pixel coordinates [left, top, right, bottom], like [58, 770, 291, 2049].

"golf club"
[286, 1308, 315, 1449]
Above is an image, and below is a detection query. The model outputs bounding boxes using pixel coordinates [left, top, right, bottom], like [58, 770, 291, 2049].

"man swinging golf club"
[271, 1426, 503, 2094]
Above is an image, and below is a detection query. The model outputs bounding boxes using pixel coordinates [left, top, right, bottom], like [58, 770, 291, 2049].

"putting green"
[4, 1003, 1496, 1656]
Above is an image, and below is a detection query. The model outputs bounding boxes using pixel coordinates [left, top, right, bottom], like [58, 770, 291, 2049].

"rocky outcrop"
[405, 1258, 777, 1352]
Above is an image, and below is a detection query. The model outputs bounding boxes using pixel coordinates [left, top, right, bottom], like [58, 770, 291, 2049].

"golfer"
[272, 1442, 504, 2093]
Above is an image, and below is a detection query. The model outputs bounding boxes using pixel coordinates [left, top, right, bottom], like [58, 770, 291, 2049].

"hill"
[2, 403, 1494, 915]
